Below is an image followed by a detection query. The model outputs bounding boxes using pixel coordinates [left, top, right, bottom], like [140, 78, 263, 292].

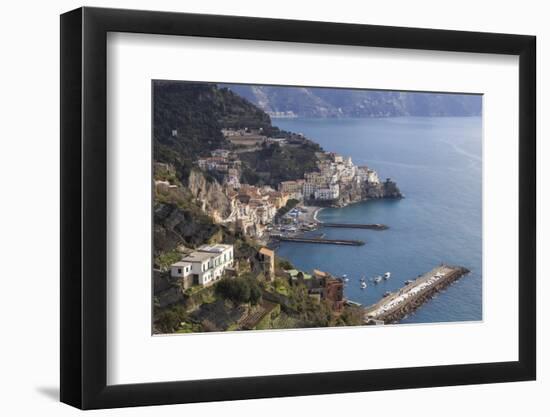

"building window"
[177, 268, 182, 274]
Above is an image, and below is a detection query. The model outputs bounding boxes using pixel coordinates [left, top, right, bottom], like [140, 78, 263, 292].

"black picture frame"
[60, 6, 536, 410]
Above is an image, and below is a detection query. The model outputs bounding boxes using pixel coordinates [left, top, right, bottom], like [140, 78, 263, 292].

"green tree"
[215, 276, 262, 305]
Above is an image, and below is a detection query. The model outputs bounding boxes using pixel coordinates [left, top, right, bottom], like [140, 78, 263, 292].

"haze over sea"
[274, 117, 482, 324]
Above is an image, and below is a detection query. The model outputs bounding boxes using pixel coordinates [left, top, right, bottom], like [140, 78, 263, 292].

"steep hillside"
[154, 81, 275, 183]
[154, 81, 322, 187]
[239, 142, 321, 187]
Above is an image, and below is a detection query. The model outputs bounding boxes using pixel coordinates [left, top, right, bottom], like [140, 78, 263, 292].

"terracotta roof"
[259, 247, 274, 257]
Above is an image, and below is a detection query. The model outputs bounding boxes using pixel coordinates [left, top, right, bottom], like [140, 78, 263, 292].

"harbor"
[321, 222, 388, 230]
[275, 236, 365, 246]
[269, 205, 388, 245]
[270, 117, 482, 325]
[363, 265, 470, 324]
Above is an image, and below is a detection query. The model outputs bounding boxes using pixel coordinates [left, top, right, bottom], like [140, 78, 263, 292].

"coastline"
[313, 207, 323, 223]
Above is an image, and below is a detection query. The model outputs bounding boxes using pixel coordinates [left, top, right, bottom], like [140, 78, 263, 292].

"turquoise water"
[274, 117, 482, 324]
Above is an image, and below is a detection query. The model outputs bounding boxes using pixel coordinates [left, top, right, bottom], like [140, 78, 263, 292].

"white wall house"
[314, 183, 340, 200]
[170, 244, 234, 287]
[303, 182, 317, 200]
[179, 251, 216, 286]
[197, 244, 234, 282]
[170, 261, 192, 279]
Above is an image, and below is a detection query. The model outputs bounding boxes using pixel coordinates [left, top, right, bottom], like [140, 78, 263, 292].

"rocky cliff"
[310, 178, 402, 208]
[187, 169, 232, 223]
[154, 202, 223, 254]
[337, 180, 368, 206]
[365, 179, 403, 199]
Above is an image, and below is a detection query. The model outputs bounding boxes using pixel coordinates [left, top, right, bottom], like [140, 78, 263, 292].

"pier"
[320, 223, 389, 230]
[276, 236, 365, 246]
[363, 264, 470, 324]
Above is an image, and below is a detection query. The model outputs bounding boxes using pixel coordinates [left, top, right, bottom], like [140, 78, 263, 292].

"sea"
[273, 117, 482, 324]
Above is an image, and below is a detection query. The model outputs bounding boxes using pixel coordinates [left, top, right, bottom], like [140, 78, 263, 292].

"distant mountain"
[221, 84, 482, 118]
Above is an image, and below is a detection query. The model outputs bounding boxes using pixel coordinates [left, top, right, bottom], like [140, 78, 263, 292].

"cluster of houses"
[193, 144, 383, 239]
[168, 242, 344, 314]
[222, 127, 290, 147]
[285, 268, 345, 313]
[279, 152, 381, 202]
[195, 149, 292, 238]
[197, 149, 242, 189]
[223, 184, 290, 238]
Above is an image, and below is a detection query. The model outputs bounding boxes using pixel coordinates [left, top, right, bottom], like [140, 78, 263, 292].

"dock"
[320, 223, 389, 230]
[363, 264, 470, 324]
[276, 236, 365, 246]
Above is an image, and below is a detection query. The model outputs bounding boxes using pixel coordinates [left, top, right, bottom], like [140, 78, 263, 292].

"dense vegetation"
[215, 275, 262, 305]
[154, 81, 296, 184]
[155, 304, 189, 333]
[239, 142, 321, 186]
[153, 187, 224, 255]
[154, 81, 322, 186]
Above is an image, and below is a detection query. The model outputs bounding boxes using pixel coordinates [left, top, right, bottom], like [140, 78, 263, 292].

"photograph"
[152, 81, 483, 334]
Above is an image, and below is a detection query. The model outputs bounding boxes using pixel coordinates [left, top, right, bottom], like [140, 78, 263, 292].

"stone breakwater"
[364, 265, 470, 324]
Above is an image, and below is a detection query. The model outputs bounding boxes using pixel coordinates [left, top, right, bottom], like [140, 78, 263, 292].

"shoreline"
[312, 207, 323, 223]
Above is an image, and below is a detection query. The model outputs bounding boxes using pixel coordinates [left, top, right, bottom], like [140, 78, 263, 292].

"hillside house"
[171, 244, 234, 288]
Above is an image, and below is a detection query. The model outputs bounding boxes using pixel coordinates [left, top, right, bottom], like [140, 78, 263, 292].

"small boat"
[373, 276, 382, 284]
[383, 291, 392, 297]
[404, 279, 414, 285]
[343, 277, 350, 283]
[383, 272, 391, 280]
[360, 282, 367, 289]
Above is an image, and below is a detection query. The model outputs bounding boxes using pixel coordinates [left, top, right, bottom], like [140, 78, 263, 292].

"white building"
[197, 244, 234, 281]
[303, 182, 317, 200]
[171, 244, 234, 287]
[211, 149, 231, 158]
[367, 169, 380, 184]
[314, 183, 340, 200]
[170, 261, 192, 279]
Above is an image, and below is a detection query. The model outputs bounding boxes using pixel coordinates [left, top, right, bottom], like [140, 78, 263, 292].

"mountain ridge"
[221, 84, 482, 118]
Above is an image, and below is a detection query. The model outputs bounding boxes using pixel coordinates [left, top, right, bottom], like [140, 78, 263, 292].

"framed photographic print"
[60, 7, 536, 410]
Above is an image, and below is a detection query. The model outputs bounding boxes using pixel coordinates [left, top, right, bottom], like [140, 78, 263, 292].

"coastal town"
[153, 125, 381, 332]
[152, 81, 472, 334]
[156, 127, 401, 242]
[153, 125, 470, 334]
